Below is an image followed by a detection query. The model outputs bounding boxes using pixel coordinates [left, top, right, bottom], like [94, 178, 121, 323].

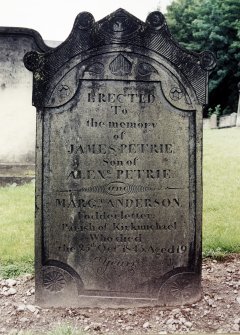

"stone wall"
[203, 113, 238, 129]
[219, 113, 237, 128]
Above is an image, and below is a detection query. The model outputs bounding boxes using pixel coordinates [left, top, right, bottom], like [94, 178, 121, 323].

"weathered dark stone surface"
[25, 9, 215, 307]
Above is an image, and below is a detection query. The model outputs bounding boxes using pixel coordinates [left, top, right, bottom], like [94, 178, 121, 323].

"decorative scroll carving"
[24, 51, 42, 72]
[24, 9, 216, 108]
[57, 182, 154, 196]
[146, 11, 166, 30]
[57, 181, 184, 196]
[98, 8, 140, 40]
[74, 12, 95, 30]
[200, 51, 216, 71]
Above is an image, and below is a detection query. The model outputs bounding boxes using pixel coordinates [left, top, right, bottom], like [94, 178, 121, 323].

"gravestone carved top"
[24, 9, 215, 108]
[25, 9, 215, 307]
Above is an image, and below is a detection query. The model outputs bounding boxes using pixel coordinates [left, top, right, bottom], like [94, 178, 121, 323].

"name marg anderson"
[55, 197, 180, 208]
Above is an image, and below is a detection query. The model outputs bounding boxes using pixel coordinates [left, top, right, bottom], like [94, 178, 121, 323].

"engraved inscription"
[44, 78, 193, 294]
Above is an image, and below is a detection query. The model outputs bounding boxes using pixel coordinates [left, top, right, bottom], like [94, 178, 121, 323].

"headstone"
[210, 113, 217, 129]
[203, 118, 211, 129]
[24, 9, 215, 307]
[219, 112, 237, 128]
[230, 112, 237, 127]
[0, 27, 50, 164]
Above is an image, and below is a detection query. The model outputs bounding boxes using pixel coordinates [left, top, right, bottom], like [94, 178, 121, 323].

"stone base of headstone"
[36, 269, 202, 307]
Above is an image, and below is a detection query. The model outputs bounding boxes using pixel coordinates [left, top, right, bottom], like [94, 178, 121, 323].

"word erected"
[87, 92, 155, 103]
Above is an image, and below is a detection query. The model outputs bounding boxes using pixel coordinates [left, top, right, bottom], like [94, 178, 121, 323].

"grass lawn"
[0, 183, 34, 277]
[203, 127, 240, 256]
[0, 127, 240, 277]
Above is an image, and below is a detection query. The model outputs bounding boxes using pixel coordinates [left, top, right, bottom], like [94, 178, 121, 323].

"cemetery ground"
[0, 127, 240, 334]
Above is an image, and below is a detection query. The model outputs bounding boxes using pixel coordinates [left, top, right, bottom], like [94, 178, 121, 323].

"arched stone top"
[44, 49, 198, 110]
[24, 9, 216, 108]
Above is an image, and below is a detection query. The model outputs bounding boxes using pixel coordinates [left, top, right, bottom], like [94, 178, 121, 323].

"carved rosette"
[200, 51, 216, 71]
[43, 270, 66, 292]
[42, 265, 82, 295]
[158, 272, 201, 306]
[169, 87, 184, 101]
[146, 11, 166, 30]
[74, 12, 95, 30]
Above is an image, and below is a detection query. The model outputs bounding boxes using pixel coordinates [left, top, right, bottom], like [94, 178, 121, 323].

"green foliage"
[213, 104, 221, 118]
[207, 107, 214, 118]
[166, 0, 240, 116]
[202, 247, 229, 260]
[0, 183, 34, 263]
[0, 261, 33, 279]
[208, 104, 221, 118]
[0, 183, 34, 278]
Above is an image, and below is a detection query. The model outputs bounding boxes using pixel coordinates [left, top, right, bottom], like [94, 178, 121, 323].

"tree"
[165, 0, 240, 116]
